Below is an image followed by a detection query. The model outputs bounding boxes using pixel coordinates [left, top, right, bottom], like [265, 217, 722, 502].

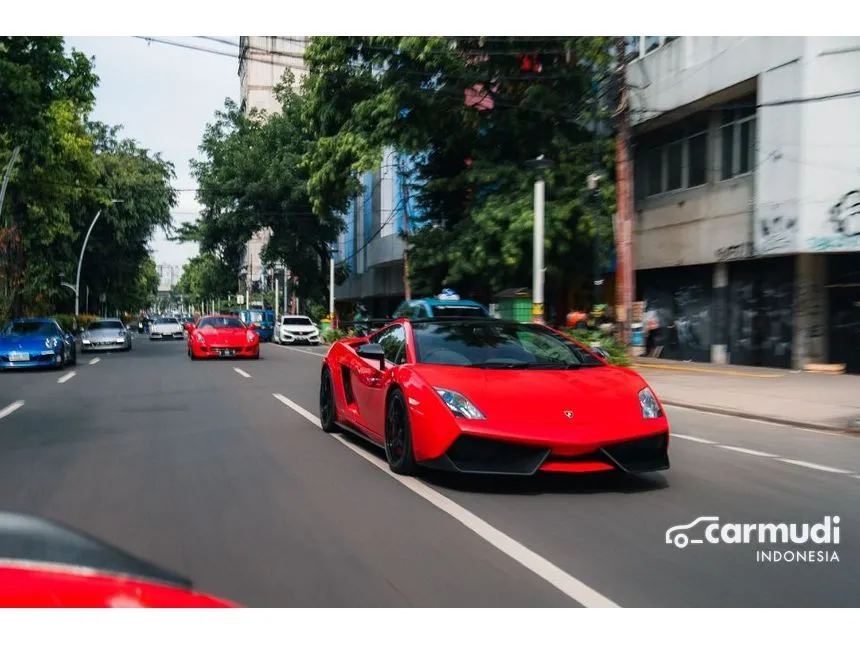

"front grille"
[444, 435, 550, 475]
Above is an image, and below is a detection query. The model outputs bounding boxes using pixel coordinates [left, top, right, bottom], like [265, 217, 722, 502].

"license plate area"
[218, 349, 236, 357]
[9, 352, 30, 362]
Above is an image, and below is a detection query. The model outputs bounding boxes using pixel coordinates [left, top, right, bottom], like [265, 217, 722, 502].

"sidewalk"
[632, 358, 860, 433]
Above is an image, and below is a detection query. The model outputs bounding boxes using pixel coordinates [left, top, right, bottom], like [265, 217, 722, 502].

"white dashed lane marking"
[57, 371, 76, 384]
[234, 368, 251, 379]
[718, 446, 779, 458]
[0, 401, 25, 420]
[89, 357, 100, 365]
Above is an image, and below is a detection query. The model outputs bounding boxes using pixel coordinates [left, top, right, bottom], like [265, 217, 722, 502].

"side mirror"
[357, 343, 386, 370]
[591, 345, 610, 361]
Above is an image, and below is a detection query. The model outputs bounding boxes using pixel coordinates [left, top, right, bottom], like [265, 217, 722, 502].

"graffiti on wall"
[728, 273, 794, 369]
[715, 242, 753, 262]
[757, 213, 798, 254]
[641, 279, 712, 363]
[807, 190, 860, 251]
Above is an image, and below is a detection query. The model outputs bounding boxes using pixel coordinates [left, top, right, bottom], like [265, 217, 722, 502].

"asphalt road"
[0, 335, 857, 607]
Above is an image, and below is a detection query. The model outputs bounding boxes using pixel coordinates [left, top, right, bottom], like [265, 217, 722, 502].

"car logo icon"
[563, 410, 574, 419]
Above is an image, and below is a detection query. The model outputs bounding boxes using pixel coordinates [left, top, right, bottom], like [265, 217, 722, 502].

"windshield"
[154, 318, 178, 325]
[198, 316, 246, 330]
[282, 317, 313, 326]
[3, 321, 59, 336]
[87, 321, 124, 331]
[413, 321, 604, 368]
[250, 311, 264, 322]
[430, 304, 487, 318]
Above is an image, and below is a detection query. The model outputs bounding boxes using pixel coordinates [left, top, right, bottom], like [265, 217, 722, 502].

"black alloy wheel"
[384, 389, 417, 475]
[319, 368, 337, 433]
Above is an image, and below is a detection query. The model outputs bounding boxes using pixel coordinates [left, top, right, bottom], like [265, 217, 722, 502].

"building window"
[644, 37, 660, 55]
[637, 115, 709, 197]
[719, 99, 756, 180]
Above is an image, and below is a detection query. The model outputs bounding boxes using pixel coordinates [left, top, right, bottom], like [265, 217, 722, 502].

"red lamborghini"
[319, 318, 670, 476]
[0, 511, 237, 607]
[187, 314, 260, 360]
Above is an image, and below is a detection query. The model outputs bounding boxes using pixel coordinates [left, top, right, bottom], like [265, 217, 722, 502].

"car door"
[350, 324, 407, 440]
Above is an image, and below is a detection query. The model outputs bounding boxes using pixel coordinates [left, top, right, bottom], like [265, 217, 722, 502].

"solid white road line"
[774, 458, 853, 475]
[88, 357, 100, 365]
[273, 344, 327, 358]
[0, 401, 25, 420]
[271, 392, 620, 608]
[663, 404, 850, 438]
[57, 371, 76, 384]
[718, 445, 779, 458]
[671, 433, 717, 444]
[234, 368, 251, 379]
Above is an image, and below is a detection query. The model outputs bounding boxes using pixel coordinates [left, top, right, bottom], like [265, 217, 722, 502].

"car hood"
[0, 335, 55, 351]
[85, 329, 125, 339]
[152, 323, 181, 330]
[280, 324, 317, 332]
[197, 327, 250, 340]
[411, 363, 656, 437]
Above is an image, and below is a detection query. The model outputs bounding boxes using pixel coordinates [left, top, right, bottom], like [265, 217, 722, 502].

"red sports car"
[0, 511, 237, 607]
[187, 314, 260, 360]
[319, 318, 670, 476]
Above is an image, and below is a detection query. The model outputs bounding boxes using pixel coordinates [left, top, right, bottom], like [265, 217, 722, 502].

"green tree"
[1, 37, 176, 318]
[184, 74, 342, 304]
[175, 253, 235, 305]
[302, 37, 618, 302]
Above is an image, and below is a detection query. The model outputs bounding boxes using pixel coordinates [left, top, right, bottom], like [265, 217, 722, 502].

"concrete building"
[156, 264, 182, 293]
[334, 149, 421, 317]
[626, 36, 860, 373]
[237, 36, 308, 295]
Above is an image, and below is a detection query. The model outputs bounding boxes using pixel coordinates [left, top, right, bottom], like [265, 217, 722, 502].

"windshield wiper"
[469, 360, 530, 369]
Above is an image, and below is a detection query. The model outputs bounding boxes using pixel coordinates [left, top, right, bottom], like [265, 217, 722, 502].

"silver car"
[149, 316, 185, 340]
[80, 318, 132, 352]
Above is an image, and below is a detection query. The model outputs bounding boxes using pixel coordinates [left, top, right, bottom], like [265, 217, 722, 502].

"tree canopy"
[302, 36, 619, 299]
[180, 74, 342, 305]
[1, 36, 175, 319]
[174, 252, 236, 305]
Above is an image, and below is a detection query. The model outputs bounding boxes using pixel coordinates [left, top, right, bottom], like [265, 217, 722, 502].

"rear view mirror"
[357, 343, 386, 370]
[591, 345, 610, 361]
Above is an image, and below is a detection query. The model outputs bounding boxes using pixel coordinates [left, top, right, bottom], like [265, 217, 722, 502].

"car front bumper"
[0, 350, 63, 369]
[82, 340, 129, 351]
[191, 343, 259, 358]
[150, 331, 184, 340]
[280, 332, 320, 344]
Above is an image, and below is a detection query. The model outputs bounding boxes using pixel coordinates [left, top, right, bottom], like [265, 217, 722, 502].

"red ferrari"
[0, 511, 237, 607]
[319, 318, 670, 476]
[187, 314, 260, 360]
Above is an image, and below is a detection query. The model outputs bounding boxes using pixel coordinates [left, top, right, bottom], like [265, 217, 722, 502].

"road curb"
[661, 400, 860, 436]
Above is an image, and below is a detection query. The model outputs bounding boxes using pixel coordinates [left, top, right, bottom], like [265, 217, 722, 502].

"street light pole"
[527, 155, 553, 324]
[75, 199, 123, 317]
[532, 178, 545, 324]
[329, 246, 337, 328]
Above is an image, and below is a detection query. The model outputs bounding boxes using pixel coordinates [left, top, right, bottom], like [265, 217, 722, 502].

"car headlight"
[246, 331, 256, 343]
[639, 387, 663, 419]
[434, 388, 486, 420]
[195, 333, 205, 344]
[45, 336, 60, 349]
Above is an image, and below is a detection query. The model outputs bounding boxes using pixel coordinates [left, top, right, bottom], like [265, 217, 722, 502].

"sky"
[64, 37, 240, 270]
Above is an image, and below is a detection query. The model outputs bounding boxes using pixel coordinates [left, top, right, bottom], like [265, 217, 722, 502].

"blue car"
[391, 291, 489, 320]
[0, 318, 77, 371]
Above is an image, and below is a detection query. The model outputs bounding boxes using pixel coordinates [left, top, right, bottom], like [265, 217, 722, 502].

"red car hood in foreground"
[412, 363, 661, 445]
[0, 511, 237, 608]
[0, 565, 235, 608]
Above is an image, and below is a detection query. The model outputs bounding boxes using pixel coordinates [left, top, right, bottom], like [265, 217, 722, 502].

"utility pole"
[527, 155, 553, 324]
[399, 159, 412, 300]
[591, 79, 604, 308]
[328, 246, 336, 326]
[614, 37, 634, 346]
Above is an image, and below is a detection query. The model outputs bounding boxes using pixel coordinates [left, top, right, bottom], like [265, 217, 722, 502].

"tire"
[384, 389, 418, 475]
[319, 367, 337, 433]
